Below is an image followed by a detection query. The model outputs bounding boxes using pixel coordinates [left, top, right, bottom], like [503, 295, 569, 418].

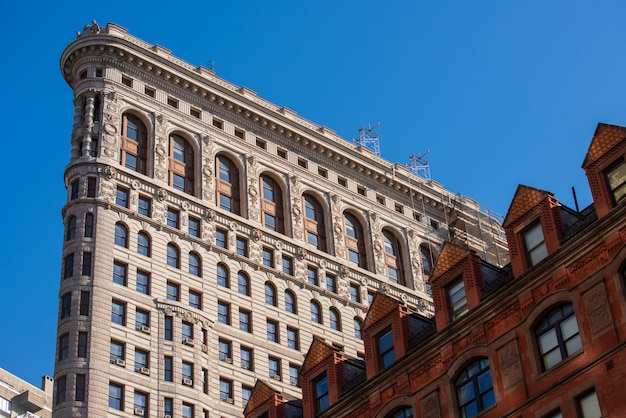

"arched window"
[84, 213, 94, 238]
[535, 304, 582, 370]
[383, 228, 405, 286]
[456, 358, 495, 417]
[265, 282, 277, 306]
[217, 263, 229, 288]
[285, 290, 297, 314]
[344, 212, 367, 269]
[114, 223, 128, 248]
[166, 243, 180, 268]
[387, 407, 413, 418]
[169, 134, 194, 195]
[120, 113, 148, 174]
[66, 216, 77, 241]
[310, 300, 322, 324]
[354, 317, 363, 340]
[303, 193, 326, 252]
[237, 272, 249, 296]
[420, 245, 434, 277]
[329, 308, 341, 331]
[260, 174, 285, 233]
[137, 232, 151, 256]
[189, 252, 201, 277]
[216, 154, 240, 215]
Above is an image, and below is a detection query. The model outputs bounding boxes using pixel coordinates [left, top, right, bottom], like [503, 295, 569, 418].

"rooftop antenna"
[408, 151, 431, 181]
[207, 60, 215, 72]
[354, 123, 381, 157]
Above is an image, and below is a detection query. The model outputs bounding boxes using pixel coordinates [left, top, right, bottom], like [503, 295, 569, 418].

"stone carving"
[156, 188, 168, 202]
[78, 20, 101, 37]
[584, 283, 612, 335]
[103, 166, 116, 180]
[498, 340, 523, 390]
[205, 208, 216, 221]
[297, 247, 307, 260]
[252, 229, 263, 242]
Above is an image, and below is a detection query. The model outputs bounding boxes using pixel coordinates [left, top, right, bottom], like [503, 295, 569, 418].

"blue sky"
[1, 0, 626, 386]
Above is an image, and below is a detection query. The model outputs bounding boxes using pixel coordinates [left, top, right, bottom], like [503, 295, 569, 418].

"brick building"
[245, 123, 626, 418]
[53, 22, 508, 417]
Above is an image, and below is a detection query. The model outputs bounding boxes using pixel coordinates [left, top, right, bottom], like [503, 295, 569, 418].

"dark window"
[82, 252, 92, 276]
[60, 293, 72, 319]
[212, 118, 223, 129]
[164, 397, 173, 415]
[64, 253, 74, 279]
[58, 333, 69, 360]
[66, 216, 77, 241]
[313, 374, 329, 414]
[79, 291, 90, 315]
[75, 374, 86, 402]
[536, 304, 582, 370]
[377, 328, 395, 369]
[456, 358, 495, 417]
[70, 180, 79, 200]
[164, 356, 173, 381]
[261, 174, 285, 233]
[55, 376, 67, 405]
[234, 128, 245, 139]
[164, 316, 173, 341]
[167, 97, 178, 108]
[169, 134, 195, 195]
[389, 407, 413, 418]
[354, 317, 363, 339]
[77, 332, 88, 357]
[87, 177, 97, 197]
[420, 245, 433, 278]
[383, 229, 405, 285]
[345, 212, 368, 269]
[84, 213, 94, 237]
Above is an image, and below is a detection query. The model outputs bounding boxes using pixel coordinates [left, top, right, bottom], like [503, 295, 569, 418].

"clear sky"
[1, 0, 626, 386]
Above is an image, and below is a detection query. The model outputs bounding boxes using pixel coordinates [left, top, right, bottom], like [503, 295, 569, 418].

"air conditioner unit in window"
[225, 398, 234, 404]
[134, 407, 144, 416]
[290, 381, 298, 386]
[220, 357, 233, 364]
[164, 415, 172, 418]
[139, 367, 150, 375]
[140, 326, 151, 334]
[182, 378, 193, 386]
[271, 375, 281, 381]
[114, 359, 126, 367]
[183, 338, 194, 346]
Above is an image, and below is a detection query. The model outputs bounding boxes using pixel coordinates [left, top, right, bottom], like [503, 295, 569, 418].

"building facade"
[0, 367, 53, 418]
[266, 122, 626, 418]
[54, 21, 508, 417]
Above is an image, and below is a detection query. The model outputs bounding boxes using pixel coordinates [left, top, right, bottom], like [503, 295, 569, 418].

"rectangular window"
[326, 274, 336, 293]
[144, 86, 155, 97]
[138, 195, 151, 217]
[190, 107, 201, 119]
[447, 278, 468, 320]
[70, 180, 79, 200]
[136, 270, 150, 295]
[115, 187, 129, 208]
[277, 148, 287, 159]
[64, 253, 74, 279]
[218, 301, 230, 325]
[55, 375, 67, 405]
[166, 208, 179, 228]
[239, 309, 251, 332]
[111, 300, 126, 325]
[189, 290, 201, 309]
[75, 374, 86, 402]
[242, 385, 253, 406]
[218, 339, 231, 362]
[282, 255, 294, 275]
[268, 356, 281, 379]
[523, 221, 548, 267]
[234, 128, 245, 139]
[58, 333, 69, 360]
[256, 138, 266, 149]
[430, 219, 439, 230]
[182, 361, 193, 383]
[108, 382, 123, 410]
[349, 283, 361, 303]
[289, 364, 299, 386]
[357, 186, 366, 196]
[202, 368, 209, 394]
[188, 216, 200, 237]
[133, 391, 148, 417]
[240, 346, 253, 370]
[212, 118, 223, 129]
[262, 247, 274, 267]
[121, 75, 132, 87]
[338, 177, 347, 187]
[298, 158, 308, 169]
[377, 328, 395, 370]
[61, 293, 72, 319]
[81, 252, 92, 276]
[216, 228, 227, 248]
[112, 261, 127, 285]
[313, 374, 329, 414]
[577, 389, 601, 417]
[84, 213, 94, 237]
[606, 160, 626, 204]
[134, 348, 149, 371]
[164, 316, 173, 341]
[182, 321, 194, 342]
[78, 331, 87, 357]
[219, 378, 232, 402]
[287, 327, 299, 350]
[376, 194, 385, 205]
[395, 203, 403, 213]
[167, 97, 178, 108]
[236, 237, 248, 257]
[182, 403, 194, 418]
[79, 291, 90, 315]
[86, 177, 97, 198]
[266, 320, 279, 343]
[135, 309, 150, 331]
[164, 356, 173, 381]
[307, 266, 318, 286]
[166, 281, 179, 301]
[110, 340, 125, 363]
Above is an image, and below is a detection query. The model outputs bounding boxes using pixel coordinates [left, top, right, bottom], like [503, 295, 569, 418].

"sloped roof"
[503, 185, 552, 228]
[243, 380, 280, 415]
[430, 242, 470, 279]
[582, 123, 626, 169]
[300, 337, 336, 375]
[363, 292, 399, 329]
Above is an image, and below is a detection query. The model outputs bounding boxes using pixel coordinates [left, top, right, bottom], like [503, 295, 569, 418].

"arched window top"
[216, 153, 241, 215]
[237, 271, 249, 296]
[535, 303, 582, 370]
[216, 153, 239, 183]
[121, 112, 149, 139]
[382, 228, 406, 286]
[66, 215, 77, 241]
[329, 308, 341, 331]
[137, 231, 151, 257]
[166, 243, 180, 268]
[260, 173, 285, 233]
[455, 358, 495, 418]
[189, 251, 201, 277]
[420, 244, 435, 277]
[386, 407, 413, 418]
[217, 263, 229, 287]
[260, 173, 283, 202]
[121, 112, 148, 174]
[168, 133, 195, 195]
[354, 317, 363, 340]
[344, 210, 368, 269]
[114, 222, 128, 248]
[303, 193, 324, 221]
[285, 290, 297, 314]
[303, 193, 327, 252]
[265, 282, 277, 306]
[311, 300, 322, 324]
[383, 228, 401, 256]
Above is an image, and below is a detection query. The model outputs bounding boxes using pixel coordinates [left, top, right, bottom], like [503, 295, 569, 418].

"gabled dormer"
[300, 337, 348, 418]
[428, 242, 487, 331]
[243, 380, 302, 418]
[503, 185, 565, 278]
[582, 123, 626, 218]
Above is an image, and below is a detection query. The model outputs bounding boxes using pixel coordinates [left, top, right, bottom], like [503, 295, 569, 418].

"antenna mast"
[354, 123, 381, 157]
[408, 151, 431, 181]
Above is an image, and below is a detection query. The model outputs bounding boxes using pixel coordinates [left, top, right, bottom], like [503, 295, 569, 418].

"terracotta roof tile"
[301, 337, 334, 375]
[582, 123, 626, 169]
[364, 293, 399, 328]
[244, 380, 279, 415]
[430, 242, 468, 279]
[503, 185, 552, 228]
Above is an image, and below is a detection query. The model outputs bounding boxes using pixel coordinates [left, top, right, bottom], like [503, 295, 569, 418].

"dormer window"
[605, 160, 626, 205]
[447, 278, 468, 320]
[377, 327, 395, 370]
[313, 374, 329, 414]
[523, 221, 548, 267]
